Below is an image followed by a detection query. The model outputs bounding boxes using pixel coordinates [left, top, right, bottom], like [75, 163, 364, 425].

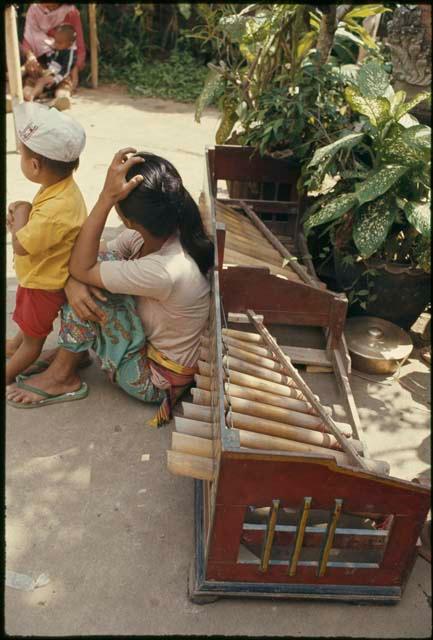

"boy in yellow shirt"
[6, 102, 87, 386]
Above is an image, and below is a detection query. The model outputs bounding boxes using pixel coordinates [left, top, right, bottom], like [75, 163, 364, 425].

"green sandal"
[7, 378, 89, 409]
[22, 355, 93, 377]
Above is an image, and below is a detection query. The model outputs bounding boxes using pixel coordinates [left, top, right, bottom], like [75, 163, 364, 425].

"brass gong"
[345, 316, 413, 374]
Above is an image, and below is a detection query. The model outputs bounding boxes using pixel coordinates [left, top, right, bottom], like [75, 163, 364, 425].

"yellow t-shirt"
[15, 175, 87, 289]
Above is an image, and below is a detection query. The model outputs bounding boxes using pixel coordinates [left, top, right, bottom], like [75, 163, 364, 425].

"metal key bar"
[318, 499, 343, 577]
[260, 499, 280, 572]
[288, 497, 312, 576]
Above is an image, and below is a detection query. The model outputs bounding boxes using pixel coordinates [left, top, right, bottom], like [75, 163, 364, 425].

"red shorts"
[13, 286, 67, 339]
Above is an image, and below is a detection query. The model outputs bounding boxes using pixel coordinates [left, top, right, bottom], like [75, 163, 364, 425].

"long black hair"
[118, 152, 214, 275]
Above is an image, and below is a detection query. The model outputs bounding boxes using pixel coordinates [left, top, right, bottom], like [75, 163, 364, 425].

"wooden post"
[88, 4, 98, 89]
[5, 4, 23, 151]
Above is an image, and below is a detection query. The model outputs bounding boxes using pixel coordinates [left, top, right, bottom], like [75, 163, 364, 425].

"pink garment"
[22, 4, 86, 70]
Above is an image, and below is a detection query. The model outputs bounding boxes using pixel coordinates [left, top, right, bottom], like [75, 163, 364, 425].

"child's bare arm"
[30, 76, 56, 100]
[7, 201, 32, 232]
[11, 203, 32, 256]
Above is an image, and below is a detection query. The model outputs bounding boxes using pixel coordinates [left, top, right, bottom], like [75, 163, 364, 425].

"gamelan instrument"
[167, 146, 430, 603]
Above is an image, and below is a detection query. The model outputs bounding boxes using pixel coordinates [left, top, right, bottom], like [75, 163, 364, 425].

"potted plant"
[303, 60, 431, 329]
[193, 4, 389, 162]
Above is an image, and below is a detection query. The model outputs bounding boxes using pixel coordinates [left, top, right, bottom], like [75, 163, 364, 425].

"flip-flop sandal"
[7, 379, 88, 409]
[22, 355, 93, 376]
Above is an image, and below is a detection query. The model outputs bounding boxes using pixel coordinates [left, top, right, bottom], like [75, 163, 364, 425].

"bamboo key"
[239, 201, 319, 288]
[246, 310, 369, 471]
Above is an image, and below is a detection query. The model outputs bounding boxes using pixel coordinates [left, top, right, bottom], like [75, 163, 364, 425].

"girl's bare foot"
[22, 348, 91, 376]
[6, 332, 23, 358]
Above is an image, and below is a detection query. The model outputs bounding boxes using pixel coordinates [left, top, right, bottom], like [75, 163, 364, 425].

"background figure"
[23, 24, 77, 110]
[21, 3, 85, 109]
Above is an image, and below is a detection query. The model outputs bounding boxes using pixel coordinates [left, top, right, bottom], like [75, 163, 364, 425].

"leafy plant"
[193, 4, 391, 158]
[303, 60, 431, 272]
[102, 49, 211, 103]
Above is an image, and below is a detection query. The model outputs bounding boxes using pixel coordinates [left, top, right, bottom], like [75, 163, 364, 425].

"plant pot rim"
[334, 249, 430, 277]
[364, 258, 430, 277]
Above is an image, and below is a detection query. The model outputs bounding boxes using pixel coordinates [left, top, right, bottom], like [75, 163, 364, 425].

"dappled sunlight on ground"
[5, 87, 431, 637]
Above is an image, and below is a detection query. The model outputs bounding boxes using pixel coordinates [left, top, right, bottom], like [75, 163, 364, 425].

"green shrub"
[101, 49, 211, 103]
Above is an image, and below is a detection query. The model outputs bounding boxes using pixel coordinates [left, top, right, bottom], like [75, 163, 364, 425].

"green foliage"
[345, 87, 391, 126]
[303, 59, 431, 271]
[354, 165, 406, 205]
[102, 50, 211, 103]
[190, 3, 385, 157]
[195, 68, 224, 122]
[352, 197, 396, 258]
[307, 133, 364, 168]
[402, 199, 431, 239]
[304, 194, 358, 232]
[356, 59, 390, 97]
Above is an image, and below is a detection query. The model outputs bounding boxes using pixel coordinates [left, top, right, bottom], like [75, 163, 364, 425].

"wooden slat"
[172, 432, 213, 458]
[167, 450, 214, 481]
[318, 499, 343, 576]
[182, 402, 212, 422]
[281, 346, 332, 368]
[260, 499, 280, 572]
[289, 497, 312, 576]
[174, 416, 213, 439]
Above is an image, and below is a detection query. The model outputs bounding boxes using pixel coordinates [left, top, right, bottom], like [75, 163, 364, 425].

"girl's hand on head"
[99, 148, 145, 207]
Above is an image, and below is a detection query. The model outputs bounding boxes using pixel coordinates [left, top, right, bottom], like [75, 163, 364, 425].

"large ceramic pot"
[334, 250, 431, 330]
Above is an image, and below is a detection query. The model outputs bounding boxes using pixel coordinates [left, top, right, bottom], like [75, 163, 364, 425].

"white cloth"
[101, 230, 211, 371]
[14, 102, 85, 162]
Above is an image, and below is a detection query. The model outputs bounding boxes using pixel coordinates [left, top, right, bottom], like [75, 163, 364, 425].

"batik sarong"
[58, 251, 196, 426]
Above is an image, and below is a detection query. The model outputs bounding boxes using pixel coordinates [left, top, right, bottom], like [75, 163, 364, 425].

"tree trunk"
[316, 5, 338, 65]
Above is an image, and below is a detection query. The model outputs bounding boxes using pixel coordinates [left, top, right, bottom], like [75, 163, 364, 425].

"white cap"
[14, 102, 86, 162]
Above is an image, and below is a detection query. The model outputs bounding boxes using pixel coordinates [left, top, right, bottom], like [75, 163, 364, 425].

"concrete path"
[5, 87, 431, 636]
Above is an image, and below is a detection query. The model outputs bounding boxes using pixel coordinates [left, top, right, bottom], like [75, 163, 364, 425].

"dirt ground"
[5, 87, 431, 637]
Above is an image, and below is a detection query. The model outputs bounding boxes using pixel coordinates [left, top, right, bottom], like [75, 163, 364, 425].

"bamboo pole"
[5, 4, 23, 152]
[246, 310, 369, 471]
[88, 4, 98, 89]
[240, 200, 317, 287]
[227, 411, 341, 450]
[236, 429, 387, 473]
[167, 450, 214, 481]
[224, 381, 316, 415]
[182, 402, 212, 422]
[225, 368, 306, 401]
[174, 416, 213, 439]
[197, 360, 211, 376]
[172, 432, 213, 459]
[222, 328, 264, 344]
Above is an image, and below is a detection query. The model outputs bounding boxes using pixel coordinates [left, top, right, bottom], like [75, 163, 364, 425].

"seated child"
[23, 23, 77, 111]
[6, 102, 87, 386]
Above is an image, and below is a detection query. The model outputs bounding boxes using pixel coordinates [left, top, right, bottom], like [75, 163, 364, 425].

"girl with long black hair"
[7, 148, 214, 425]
